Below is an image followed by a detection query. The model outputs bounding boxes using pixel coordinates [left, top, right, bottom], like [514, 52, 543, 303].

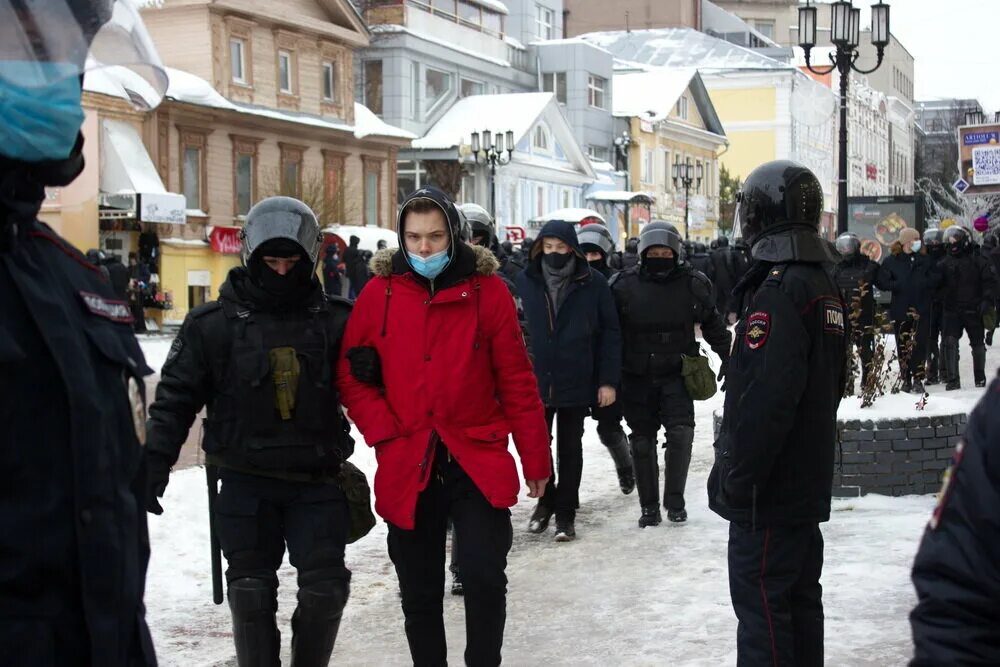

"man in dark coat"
[877, 228, 941, 393]
[938, 225, 998, 389]
[146, 197, 357, 666]
[516, 220, 622, 541]
[711, 236, 738, 320]
[0, 2, 161, 664]
[923, 228, 947, 384]
[688, 242, 716, 283]
[103, 253, 131, 301]
[910, 373, 1000, 664]
[613, 222, 731, 526]
[708, 160, 847, 666]
[621, 237, 640, 270]
[834, 232, 880, 390]
[322, 243, 344, 297]
[344, 234, 366, 298]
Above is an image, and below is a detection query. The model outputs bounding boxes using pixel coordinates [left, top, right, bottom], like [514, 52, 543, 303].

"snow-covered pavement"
[142, 335, 1000, 666]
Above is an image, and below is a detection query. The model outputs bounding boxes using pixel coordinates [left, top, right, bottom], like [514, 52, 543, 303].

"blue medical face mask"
[408, 249, 450, 280]
[0, 62, 85, 162]
[911, 241, 922, 253]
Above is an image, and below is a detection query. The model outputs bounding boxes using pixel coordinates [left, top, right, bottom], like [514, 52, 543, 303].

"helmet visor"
[242, 209, 322, 268]
[0, 0, 167, 110]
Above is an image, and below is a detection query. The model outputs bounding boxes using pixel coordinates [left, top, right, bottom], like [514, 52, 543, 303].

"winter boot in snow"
[528, 501, 553, 534]
[638, 507, 662, 528]
[228, 578, 281, 667]
[943, 338, 961, 391]
[601, 429, 635, 495]
[290, 578, 349, 667]
[630, 435, 659, 516]
[911, 379, 925, 395]
[662, 426, 694, 517]
[973, 345, 987, 387]
[667, 509, 688, 523]
[450, 570, 464, 596]
[554, 519, 576, 542]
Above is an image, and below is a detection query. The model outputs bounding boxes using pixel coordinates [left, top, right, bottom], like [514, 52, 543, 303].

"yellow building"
[614, 69, 728, 243]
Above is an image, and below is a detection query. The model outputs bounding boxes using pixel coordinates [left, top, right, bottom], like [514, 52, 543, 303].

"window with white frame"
[278, 50, 293, 94]
[460, 78, 484, 98]
[322, 61, 338, 103]
[587, 75, 606, 109]
[536, 5, 554, 40]
[587, 144, 609, 162]
[542, 72, 567, 104]
[423, 68, 452, 116]
[676, 95, 688, 120]
[642, 149, 654, 184]
[230, 38, 246, 84]
[753, 20, 775, 40]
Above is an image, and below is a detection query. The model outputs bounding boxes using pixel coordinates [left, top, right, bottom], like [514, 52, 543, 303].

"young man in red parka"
[337, 186, 551, 666]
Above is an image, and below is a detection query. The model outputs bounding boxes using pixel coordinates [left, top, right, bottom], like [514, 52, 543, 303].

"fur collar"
[369, 243, 499, 278]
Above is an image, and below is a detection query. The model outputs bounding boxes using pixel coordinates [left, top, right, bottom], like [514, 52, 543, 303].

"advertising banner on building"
[209, 226, 242, 254]
[846, 196, 923, 263]
[957, 124, 1000, 196]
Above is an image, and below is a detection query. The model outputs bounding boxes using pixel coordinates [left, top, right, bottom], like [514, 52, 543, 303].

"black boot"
[973, 345, 987, 387]
[450, 569, 464, 596]
[528, 501, 553, 534]
[601, 429, 635, 495]
[228, 578, 280, 667]
[663, 426, 694, 516]
[554, 518, 576, 542]
[667, 508, 688, 523]
[291, 579, 350, 667]
[943, 337, 961, 391]
[630, 435, 659, 526]
[639, 506, 662, 528]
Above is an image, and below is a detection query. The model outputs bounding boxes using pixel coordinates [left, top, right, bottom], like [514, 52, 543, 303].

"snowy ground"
[140, 335, 998, 666]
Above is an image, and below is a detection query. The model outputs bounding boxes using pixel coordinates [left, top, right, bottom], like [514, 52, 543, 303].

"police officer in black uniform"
[145, 197, 356, 667]
[923, 228, 947, 385]
[613, 221, 731, 527]
[833, 232, 880, 391]
[708, 160, 846, 666]
[578, 222, 635, 495]
[0, 2, 165, 664]
[910, 372, 1000, 664]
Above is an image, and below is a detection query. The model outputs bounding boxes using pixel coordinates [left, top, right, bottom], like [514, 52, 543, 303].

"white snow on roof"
[370, 24, 510, 68]
[84, 67, 414, 141]
[580, 28, 792, 72]
[412, 92, 554, 150]
[320, 225, 398, 251]
[529, 37, 613, 56]
[471, 0, 508, 15]
[588, 159, 617, 172]
[612, 68, 697, 121]
[504, 35, 526, 50]
[585, 190, 656, 203]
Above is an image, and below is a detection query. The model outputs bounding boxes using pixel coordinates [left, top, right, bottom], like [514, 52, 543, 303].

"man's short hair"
[400, 198, 443, 224]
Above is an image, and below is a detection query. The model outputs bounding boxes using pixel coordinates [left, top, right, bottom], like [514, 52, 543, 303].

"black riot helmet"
[717, 235, 729, 248]
[944, 225, 972, 255]
[638, 222, 682, 260]
[459, 203, 495, 240]
[694, 242, 708, 254]
[241, 196, 322, 272]
[835, 232, 861, 257]
[734, 160, 837, 263]
[923, 228, 943, 246]
[625, 237, 639, 253]
[576, 223, 615, 258]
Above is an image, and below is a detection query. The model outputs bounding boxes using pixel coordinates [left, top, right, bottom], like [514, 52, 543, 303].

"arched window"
[533, 124, 550, 152]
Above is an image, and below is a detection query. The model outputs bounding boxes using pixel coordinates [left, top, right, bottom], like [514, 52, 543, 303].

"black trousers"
[894, 314, 929, 383]
[539, 406, 588, 522]
[943, 310, 985, 347]
[926, 301, 944, 379]
[216, 470, 351, 590]
[388, 447, 513, 667]
[728, 523, 824, 667]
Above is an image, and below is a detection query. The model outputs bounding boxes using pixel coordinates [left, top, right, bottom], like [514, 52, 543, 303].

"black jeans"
[540, 406, 588, 523]
[894, 314, 929, 383]
[926, 301, 944, 379]
[388, 447, 513, 667]
[215, 470, 351, 590]
[728, 522, 824, 667]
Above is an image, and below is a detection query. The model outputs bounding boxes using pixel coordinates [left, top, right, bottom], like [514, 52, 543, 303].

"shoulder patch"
[764, 264, 788, 285]
[745, 311, 770, 350]
[165, 336, 184, 366]
[823, 299, 846, 335]
[929, 440, 965, 530]
[78, 291, 133, 323]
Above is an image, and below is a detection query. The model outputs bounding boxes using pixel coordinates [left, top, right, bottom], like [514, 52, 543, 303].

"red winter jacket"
[337, 244, 551, 530]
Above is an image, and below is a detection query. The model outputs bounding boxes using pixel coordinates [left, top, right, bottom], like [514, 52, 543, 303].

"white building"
[887, 97, 916, 196]
[846, 74, 891, 197]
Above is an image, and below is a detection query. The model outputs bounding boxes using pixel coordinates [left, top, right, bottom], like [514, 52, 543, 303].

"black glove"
[146, 454, 171, 515]
[347, 346, 383, 388]
[718, 359, 729, 392]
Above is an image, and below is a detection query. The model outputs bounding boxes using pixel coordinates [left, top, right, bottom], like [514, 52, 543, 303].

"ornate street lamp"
[800, 0, 891, 234]
[673, 157, 703, 242]
[470, 129, 514, 218]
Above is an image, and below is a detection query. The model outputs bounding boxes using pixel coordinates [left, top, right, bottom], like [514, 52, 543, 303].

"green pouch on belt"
[681, 352, 718, 401]
[338, 460, 376, 544]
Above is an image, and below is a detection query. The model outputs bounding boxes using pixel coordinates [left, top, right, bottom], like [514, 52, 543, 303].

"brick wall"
[711, 412, 967, 498]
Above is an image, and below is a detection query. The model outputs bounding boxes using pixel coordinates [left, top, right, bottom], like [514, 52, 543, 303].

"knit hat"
[899, 228, 920, 245]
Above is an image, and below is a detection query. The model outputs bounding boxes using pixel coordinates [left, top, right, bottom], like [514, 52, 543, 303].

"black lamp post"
[470, 129, 514, 218]
[673, 156, 702, 242]
[799, 0, 891, 235]
[613, 130, 633, 232]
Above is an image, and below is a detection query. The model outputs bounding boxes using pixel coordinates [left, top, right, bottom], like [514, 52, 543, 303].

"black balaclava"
[250, 238, 313, 297]
[643, 248, 677, 276]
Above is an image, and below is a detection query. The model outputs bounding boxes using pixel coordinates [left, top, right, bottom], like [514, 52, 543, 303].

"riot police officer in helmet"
[708, 160, 846, 666]
[923, 228, 947, 384]
[577, 223, 635, 495]
[833, 232, 879, 390]
[0, 2, 167, 664]
[612, 221, 731, 527]
[146, 197, 358, 667]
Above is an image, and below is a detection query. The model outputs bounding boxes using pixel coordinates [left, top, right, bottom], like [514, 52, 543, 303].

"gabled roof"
[580, 28, 793, 72]
[612, 68, 726, 137]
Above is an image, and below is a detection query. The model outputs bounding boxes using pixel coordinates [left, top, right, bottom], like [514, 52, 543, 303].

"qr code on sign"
[972, 145, 1000, 185]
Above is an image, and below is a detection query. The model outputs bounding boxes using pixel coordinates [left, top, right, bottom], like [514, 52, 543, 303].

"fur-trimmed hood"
[369, 243, 500, 278]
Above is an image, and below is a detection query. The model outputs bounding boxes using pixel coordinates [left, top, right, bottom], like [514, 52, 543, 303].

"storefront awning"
[585, 190, 656, 205]
[100, 119, 186, 224]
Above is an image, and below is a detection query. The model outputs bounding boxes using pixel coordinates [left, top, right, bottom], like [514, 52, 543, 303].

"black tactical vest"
[202, 296, 353, 474]
[615, 270, 697, 377]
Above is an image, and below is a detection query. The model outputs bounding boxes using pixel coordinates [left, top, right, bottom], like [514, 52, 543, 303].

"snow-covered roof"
[585, 190, 656, 204]
[530, 208, 607, 225]
[470, 0, 508, 15]
[504, 35, 526, 50]
[529, 37, 613, 56]
[580, 28, 793, 72]
[412, 92, 554, 150]
[613, 68, 697, 121]
[84, 67, 415, 141]
[588, 159, 617, 172]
